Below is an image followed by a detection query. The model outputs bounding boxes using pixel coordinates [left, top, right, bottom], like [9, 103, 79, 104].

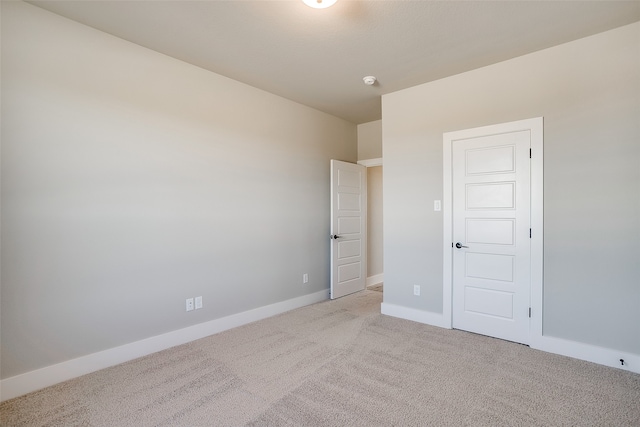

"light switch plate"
[434, 200, 441, 211]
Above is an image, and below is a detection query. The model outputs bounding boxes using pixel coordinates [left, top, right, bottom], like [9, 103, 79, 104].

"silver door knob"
[455, 242, 468, 249]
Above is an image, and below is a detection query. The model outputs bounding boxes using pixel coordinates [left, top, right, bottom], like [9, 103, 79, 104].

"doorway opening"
[365, 163, 383, 294]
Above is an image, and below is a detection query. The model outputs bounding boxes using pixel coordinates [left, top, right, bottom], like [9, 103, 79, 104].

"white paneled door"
[451, 128, 531, 344]
[330, 160, 366, 299]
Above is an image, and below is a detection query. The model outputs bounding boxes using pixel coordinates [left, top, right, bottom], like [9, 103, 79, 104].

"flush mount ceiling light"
[302, 0, 337, 9]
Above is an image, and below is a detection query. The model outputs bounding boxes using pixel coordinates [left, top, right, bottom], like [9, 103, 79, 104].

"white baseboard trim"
[381, 302, 640, 375]
[380, 302, 451, 329]
[531, 335, 640, 375]
[0, 289, 329, 402]
[366, 273, 384, 287]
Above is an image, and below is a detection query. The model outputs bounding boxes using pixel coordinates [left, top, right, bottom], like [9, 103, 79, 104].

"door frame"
[442, 117, 543, 342]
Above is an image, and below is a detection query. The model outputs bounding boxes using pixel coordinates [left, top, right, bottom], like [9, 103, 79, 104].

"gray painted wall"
[382, 22, 639, 354]
[1, 2, 356, 378]
[357, 120, 383, 160]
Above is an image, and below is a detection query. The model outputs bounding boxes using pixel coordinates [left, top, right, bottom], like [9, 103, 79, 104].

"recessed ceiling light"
[302, 0, 337, 9]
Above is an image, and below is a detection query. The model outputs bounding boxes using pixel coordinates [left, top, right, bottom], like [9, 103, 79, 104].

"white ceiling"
[28, 0, 640, 124]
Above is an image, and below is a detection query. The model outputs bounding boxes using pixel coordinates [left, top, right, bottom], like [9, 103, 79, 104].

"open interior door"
[330, 160, 367, 299]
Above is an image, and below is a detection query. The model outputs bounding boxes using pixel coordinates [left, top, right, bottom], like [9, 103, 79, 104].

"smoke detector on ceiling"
[363, 76, 377, 86]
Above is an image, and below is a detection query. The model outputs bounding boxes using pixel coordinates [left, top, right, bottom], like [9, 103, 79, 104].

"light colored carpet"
[2, 290, 639, 426]
[368, 283, 383, 292]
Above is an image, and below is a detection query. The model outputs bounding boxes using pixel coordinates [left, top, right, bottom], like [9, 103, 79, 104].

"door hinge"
[529, 307, 532, 318]
[529, 228, 532, 238]
[529, 148, 532, 158]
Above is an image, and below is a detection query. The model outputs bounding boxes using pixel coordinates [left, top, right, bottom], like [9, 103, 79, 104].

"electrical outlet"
[303, 273, 309, 284]
[186, 298, 194, 312]
[195, 296, 203, 309]
[413, 285, 421, 296]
